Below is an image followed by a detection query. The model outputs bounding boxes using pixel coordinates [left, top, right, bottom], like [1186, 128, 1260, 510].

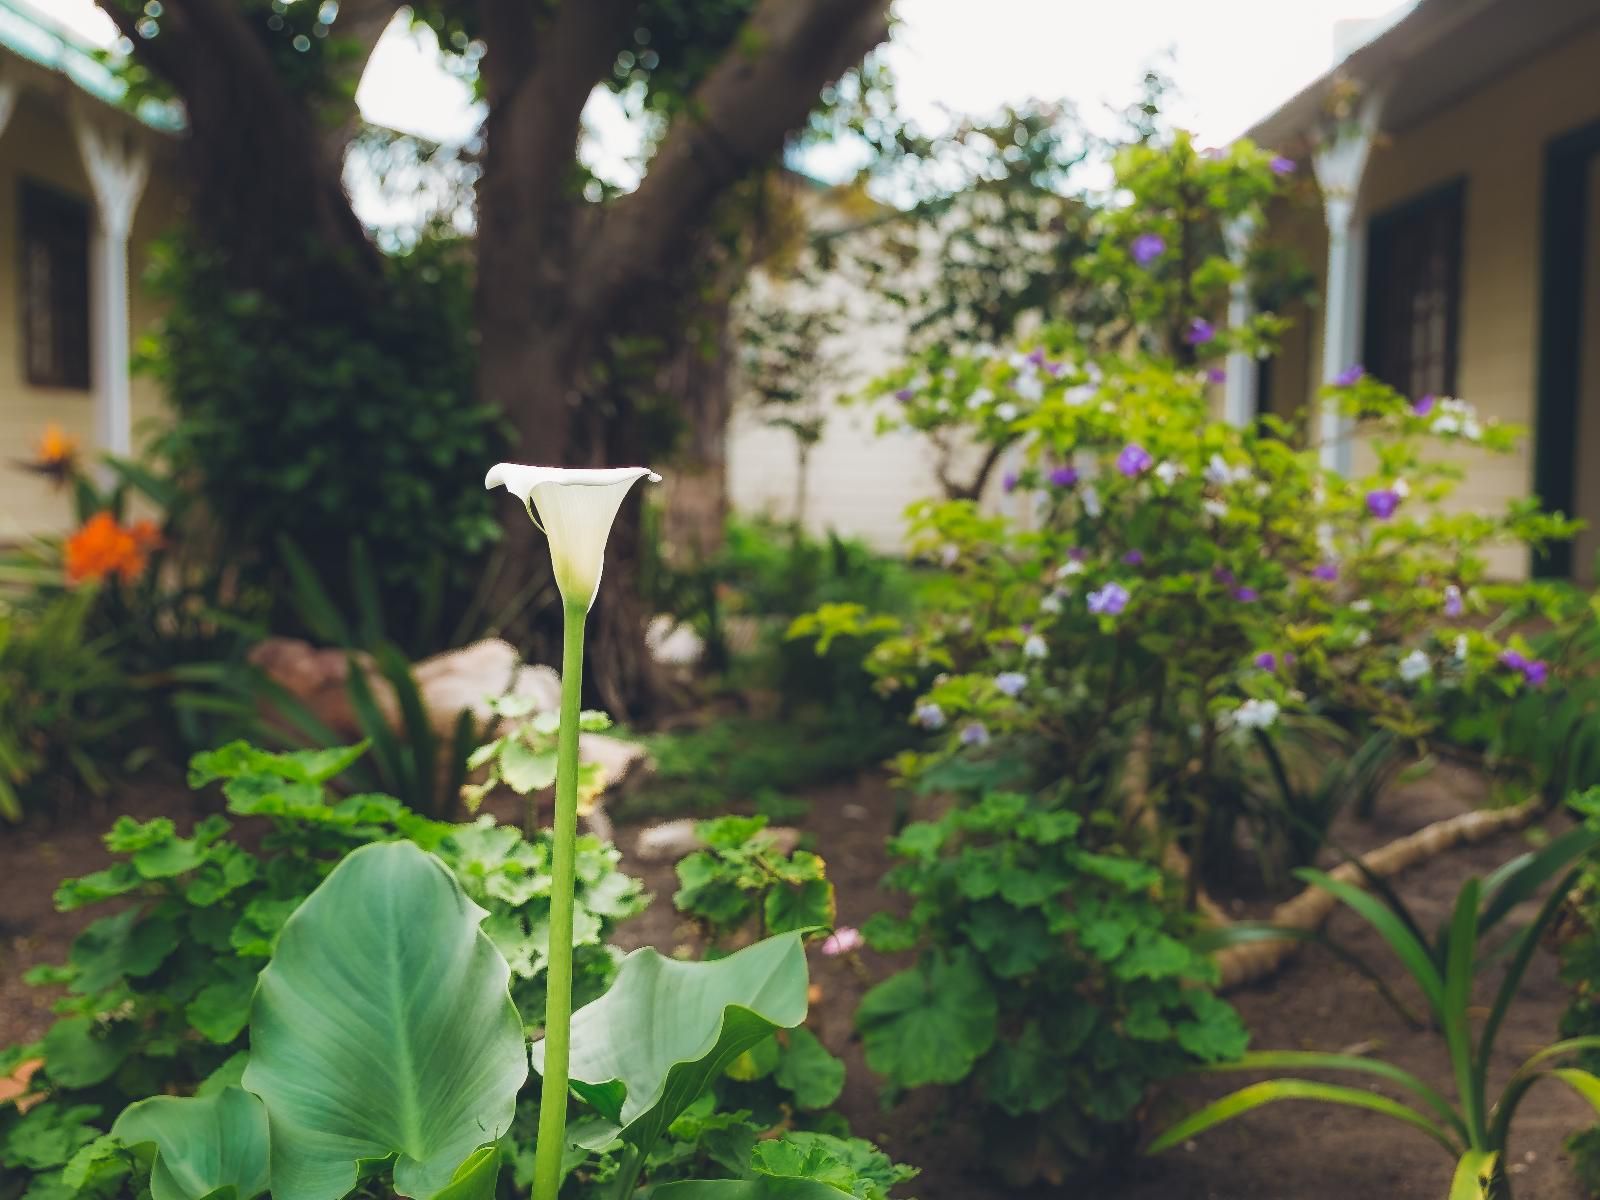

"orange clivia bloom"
[64, 512, 160, 585]
[18, 424, 81, 487]
[38, 424, 78, 466]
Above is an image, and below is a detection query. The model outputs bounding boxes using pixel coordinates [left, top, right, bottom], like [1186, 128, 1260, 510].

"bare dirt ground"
[3, 760, 1593, 1198]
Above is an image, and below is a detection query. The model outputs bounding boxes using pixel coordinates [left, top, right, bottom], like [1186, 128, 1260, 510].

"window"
[19, 180, 91, 390]
[1363, 181, 1464, 401]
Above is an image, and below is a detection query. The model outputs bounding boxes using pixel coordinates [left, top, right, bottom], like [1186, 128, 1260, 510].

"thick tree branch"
[572, 0, 891, 319]
[116, 0, 379, 298]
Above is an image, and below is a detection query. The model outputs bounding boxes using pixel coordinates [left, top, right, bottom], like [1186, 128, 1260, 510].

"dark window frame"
[18, 178, 92, 391]
[1362, 178, 1466, 403]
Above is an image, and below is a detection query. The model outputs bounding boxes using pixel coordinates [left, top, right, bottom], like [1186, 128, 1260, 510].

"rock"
[634, 818, 702, 863]
[245, 637, 653, 825]
[646, 615, 706, 666]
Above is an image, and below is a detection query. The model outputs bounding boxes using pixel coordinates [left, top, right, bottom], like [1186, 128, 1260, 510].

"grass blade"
[1449, 1150, 1498, 1200]
[1146, 1079, 1458, 1156]
[1298, 868, 1447, 1016]
[1207, 1051, 1466, 1143]
[1442, 879, 1484, 1144]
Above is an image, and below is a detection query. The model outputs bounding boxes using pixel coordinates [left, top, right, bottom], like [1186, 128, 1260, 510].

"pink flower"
[821, 926, 864, 956]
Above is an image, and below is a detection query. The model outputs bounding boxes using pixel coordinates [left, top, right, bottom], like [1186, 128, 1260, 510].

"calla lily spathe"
[485, 464, 661, 611]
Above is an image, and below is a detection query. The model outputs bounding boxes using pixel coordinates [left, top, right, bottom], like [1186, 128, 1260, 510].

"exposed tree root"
[1212, 799, 1540, 991]
[1116, 727, 1542, 992]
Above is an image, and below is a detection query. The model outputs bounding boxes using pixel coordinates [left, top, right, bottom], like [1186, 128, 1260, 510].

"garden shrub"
[794, 130, 1574, 1182]
[0, 587, 141, 823]
[857, 791, 1247, 1183]
[139, 233, 505, 651]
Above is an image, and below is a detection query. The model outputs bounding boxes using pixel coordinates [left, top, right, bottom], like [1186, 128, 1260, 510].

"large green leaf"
[856, 951, 997, 1088]
[534, 933, 809, 1160]
[241, 842, 527, 1200]
[111, 1086, 270, 1200]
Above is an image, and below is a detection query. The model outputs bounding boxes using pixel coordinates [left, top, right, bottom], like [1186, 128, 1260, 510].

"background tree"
[104, 0, 892, 711]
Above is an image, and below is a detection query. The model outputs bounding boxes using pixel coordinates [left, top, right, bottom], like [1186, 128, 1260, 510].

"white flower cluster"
[1230, 698, 1280, 730]
[1429, 397, 1483, 441]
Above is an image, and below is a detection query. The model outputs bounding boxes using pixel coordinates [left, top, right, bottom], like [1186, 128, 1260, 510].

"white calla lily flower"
[485, 464, 661, 611]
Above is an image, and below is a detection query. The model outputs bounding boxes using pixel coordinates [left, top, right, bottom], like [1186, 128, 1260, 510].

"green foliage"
[674, 815, 836, 942]
[465, 698, 614, 826]
[0, 741, 644, 1200]
[0, 587, 140, 822]
[1444, 584, 1600, 806]
[1169, 820, 1600, 1198]
[1553, 792, 1600, 1192]
[139, 234, 505, 649]
[858, 791, 1246, 1182]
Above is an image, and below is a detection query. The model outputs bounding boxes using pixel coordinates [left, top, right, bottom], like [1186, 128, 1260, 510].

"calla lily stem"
[532, 598, 588, 1200]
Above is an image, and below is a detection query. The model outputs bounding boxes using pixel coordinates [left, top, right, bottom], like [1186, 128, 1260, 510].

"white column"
[1312, 89, 1385, 474]
[72, 113, 150, 459]
[0, 75, 18, 141]
[1223, 214, 1258, 428]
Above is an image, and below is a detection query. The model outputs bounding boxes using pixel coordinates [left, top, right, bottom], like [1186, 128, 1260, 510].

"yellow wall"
[1269, 21, 1600, 577]
[0, 87, 180, 541]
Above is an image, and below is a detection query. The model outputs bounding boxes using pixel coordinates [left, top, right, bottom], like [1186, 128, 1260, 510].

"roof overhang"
[1243, 0, 1600, 150]
[0, 0, 183, 134]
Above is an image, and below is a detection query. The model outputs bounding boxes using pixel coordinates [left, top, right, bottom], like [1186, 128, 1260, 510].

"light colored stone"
[632, 817, 801, 863]
[646, 615, 706, 666]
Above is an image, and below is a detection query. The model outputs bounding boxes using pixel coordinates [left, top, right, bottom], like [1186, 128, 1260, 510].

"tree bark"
[476, 0, 891, 714]
[109, 0, 380, 305]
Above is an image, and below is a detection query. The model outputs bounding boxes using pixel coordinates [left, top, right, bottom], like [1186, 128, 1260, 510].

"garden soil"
[2, 761, 1593, 1199]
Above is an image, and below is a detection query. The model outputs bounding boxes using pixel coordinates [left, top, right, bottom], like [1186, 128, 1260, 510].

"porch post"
[0, 74, 18, 140]
[1223, 214, 1258, 427]
[1311, 88, 1386, 473]
[71, 111, 150, 459]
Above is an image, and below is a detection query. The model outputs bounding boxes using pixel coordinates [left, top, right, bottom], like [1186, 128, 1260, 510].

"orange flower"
[64, 512, 156, 585]
[38, 424, 77, 466]
[18, 424, 81, 487]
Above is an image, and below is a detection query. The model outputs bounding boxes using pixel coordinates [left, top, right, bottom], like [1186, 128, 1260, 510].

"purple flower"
[1270, 155, 1296, 176]
[1122, 549, 1145, 566]
[1234, 587, 1259, 602]
[1045, 360, 1065, 377]
[894, 387, 915, 403]
[1002, 470, 1020, 493]
[960, 721, 991, 747]
[1087, 582, 1130, 616]
[1412, 393, 1436, 417]
[1443, 585, 1463, 618]
[1026, 347, 1047, 367]
[1068, 547, 1087, 562]
[1206, 366, 1227, 384]
[1116, 443, 1153, 477]
[1366, 488, 1402, 520]
[1131, 233, 1166, 266]
[1048, 465, 1080, 488]
[994, 671, 1027, 697]
[1311, 562, 1339, 582]
[1186, 318, 1216, 346]
[1212, 565, 1237, 586]
[1335, 364, 1366, 387]
[1524, 660, 1549, 688]
[914, 702, 946, 730]
[1500, 649, 1528, 672]
[1254, 651, 1277, 670]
